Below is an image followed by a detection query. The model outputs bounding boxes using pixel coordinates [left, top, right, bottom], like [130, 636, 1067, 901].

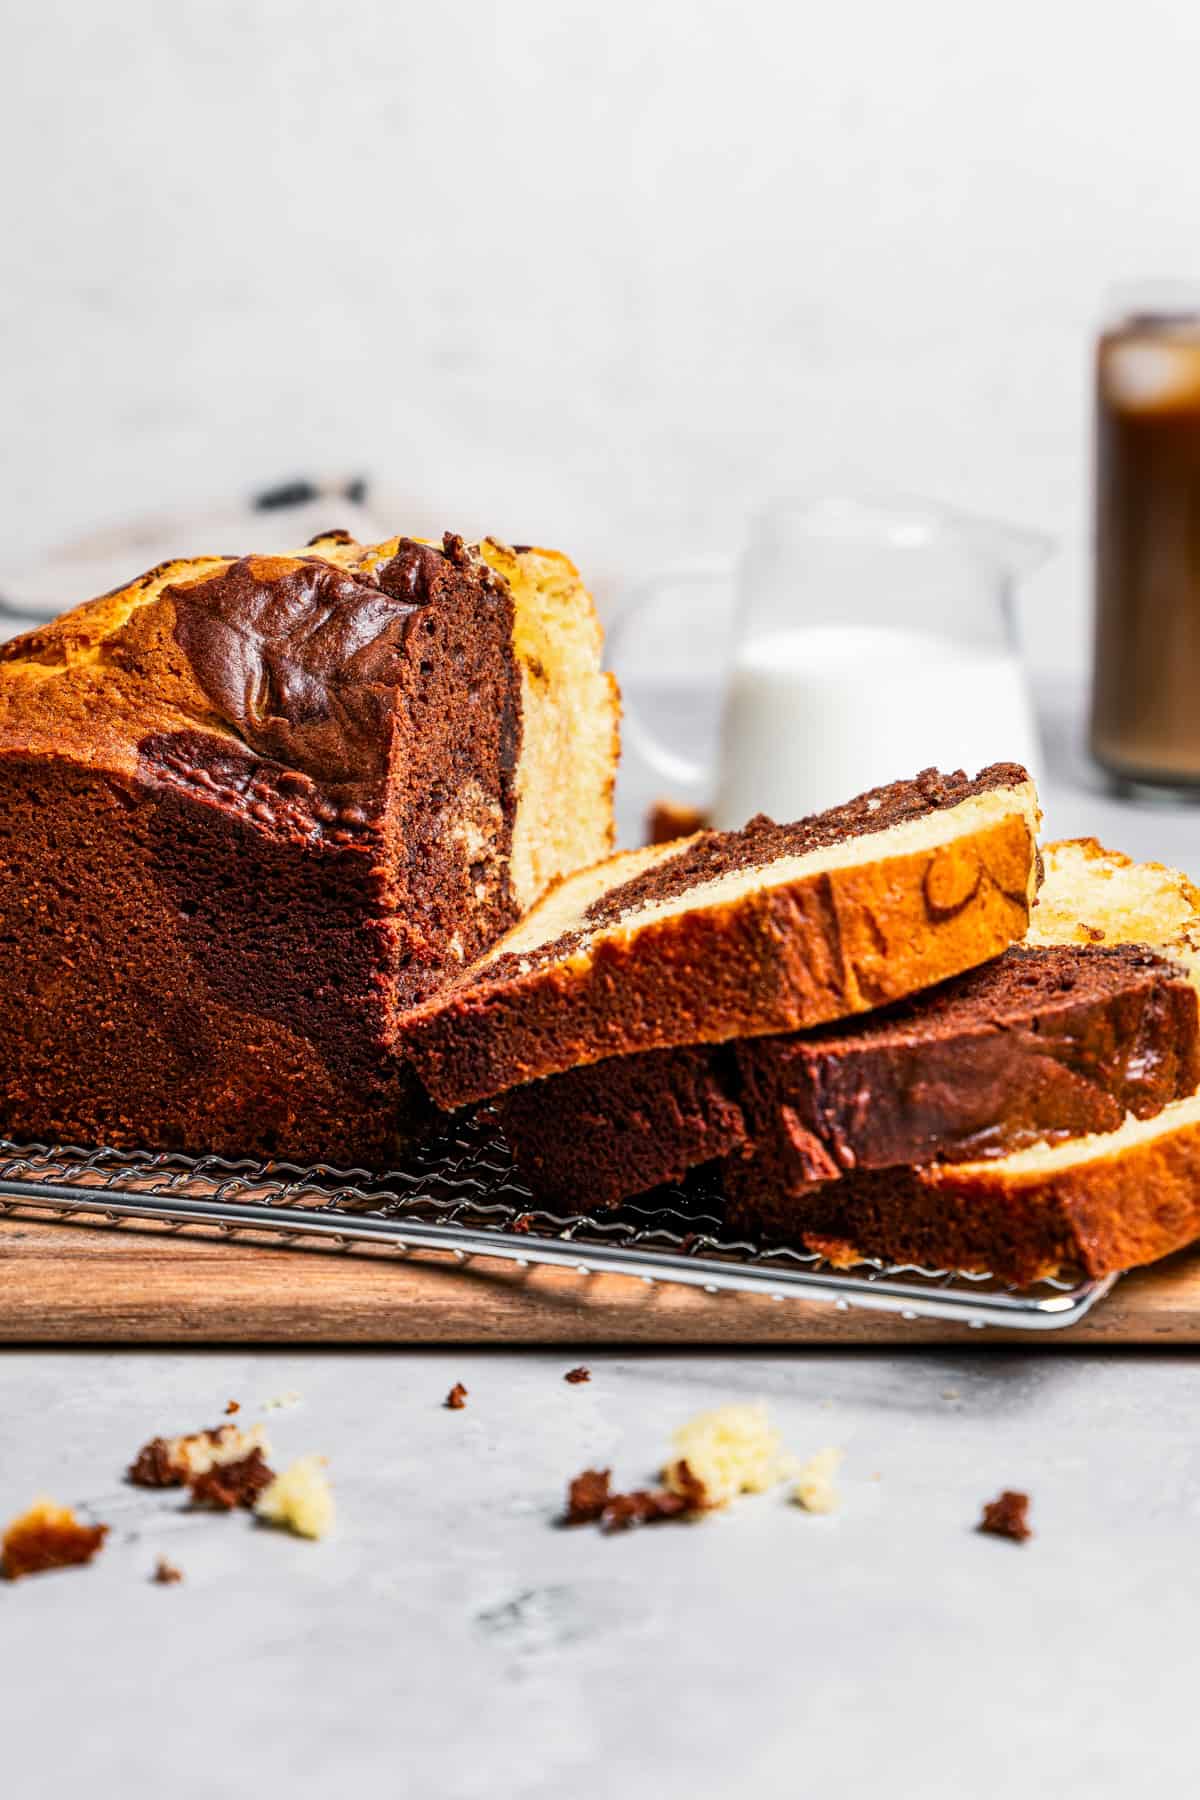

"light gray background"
[7, 0, 1200, 671]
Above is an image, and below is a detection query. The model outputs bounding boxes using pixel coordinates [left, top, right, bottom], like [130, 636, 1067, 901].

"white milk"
[710, 625, 1041, 830]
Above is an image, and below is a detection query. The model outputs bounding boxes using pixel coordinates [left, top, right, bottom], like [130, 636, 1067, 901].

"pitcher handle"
[605, 558, 735, 799]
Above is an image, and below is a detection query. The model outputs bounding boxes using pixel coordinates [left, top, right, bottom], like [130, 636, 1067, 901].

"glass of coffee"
[1092, 289, 1200, 792]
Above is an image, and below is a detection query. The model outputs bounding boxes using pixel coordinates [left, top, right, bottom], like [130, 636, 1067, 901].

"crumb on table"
[978, 1490, 1032, 1542]
[562, 1463, 704, 1533]
[1, 1499, 108, 1580]
[255, 1456, 335, 1540]
[445, 1383, 468, 1410]
[152, 1557, 183, 1585]
[792, 1447, 843, 1514]
[188, 1448, 275, 1512]
[663, 1402, 783, 1507]
[128, 1421, 271, 1489]
[564, 1366, 591, 1384]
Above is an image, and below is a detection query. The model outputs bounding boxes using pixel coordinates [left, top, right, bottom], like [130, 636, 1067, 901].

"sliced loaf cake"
[402, 764, 1042, 1108]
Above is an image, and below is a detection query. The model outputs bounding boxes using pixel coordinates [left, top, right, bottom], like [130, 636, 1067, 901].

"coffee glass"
[1091, 289, 1200, 792]
[608, 492, 1049, 830]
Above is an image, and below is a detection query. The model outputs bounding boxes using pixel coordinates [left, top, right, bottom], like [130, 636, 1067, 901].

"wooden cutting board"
[2, 1213, 1199, 1344]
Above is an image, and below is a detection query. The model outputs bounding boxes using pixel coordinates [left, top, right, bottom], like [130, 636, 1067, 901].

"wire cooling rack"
[0, 1114, 1116, 1332]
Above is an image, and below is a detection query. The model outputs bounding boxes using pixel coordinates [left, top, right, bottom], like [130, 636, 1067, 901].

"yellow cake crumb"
[262, 1391, 303, 1412]
[663, 1402, 784, 1507]
[255, 1455, 334, 1540]
[168, 1422, 270, 1478]
[792, 1447, 843, 1514]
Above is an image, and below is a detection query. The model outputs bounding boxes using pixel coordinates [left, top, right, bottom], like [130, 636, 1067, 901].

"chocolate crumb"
[225, 1400, 240, 1415]
[445, 1383, 468, 1411]
[128, 1436, 182, 1489]
[152, 1557, 183, 1585]
[563, 1468, 612, 1525]
[978, 1489, 1032, 1542]
[668, 1458, 709, 1510]
[1080, 923, 1107, 942]
[563, 1465, 703, 1532]
[187, 1449, 274, 1512]
[564, 1366, 591, 1384]
[600, 1488, 692, 1532]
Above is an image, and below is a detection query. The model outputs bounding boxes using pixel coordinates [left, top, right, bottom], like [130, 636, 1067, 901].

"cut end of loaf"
[479, 539, 620, 914]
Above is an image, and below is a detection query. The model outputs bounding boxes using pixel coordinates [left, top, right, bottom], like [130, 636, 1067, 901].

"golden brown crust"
[403, 805, 1040, 1109]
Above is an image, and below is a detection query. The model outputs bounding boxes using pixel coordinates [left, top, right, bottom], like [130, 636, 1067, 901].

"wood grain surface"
[2, 1211, 1199, 1344]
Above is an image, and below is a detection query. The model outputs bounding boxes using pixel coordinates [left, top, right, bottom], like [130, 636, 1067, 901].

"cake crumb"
[262, 1391, 303, 1412]
[663, 1402, 783, 1506]
[445, 1382, 468, 1410]
[600, 1487, 692, 1532]
[1, 1499, 108, 1580]
[563, 1366, 591, 1385]
[563, 1468, 612, 1525]
[152, 1557, 183, 1585]
[224, 1400, 240, 1415]
[128, 1421, 272, 1489]
[188, 1448, 274, 1512]
[255, 1456, 335, 1540]
[562, 1466, 701, 1532]
[978, 1490, 1032, 1542]
[792, 1447, 843, 1514]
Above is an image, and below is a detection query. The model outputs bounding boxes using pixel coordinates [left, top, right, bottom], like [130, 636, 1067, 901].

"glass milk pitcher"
[608, 492, 1050, 830]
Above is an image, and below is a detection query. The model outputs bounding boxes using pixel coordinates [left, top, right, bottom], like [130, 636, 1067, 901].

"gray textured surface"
[1, 1346, 1197, 1799]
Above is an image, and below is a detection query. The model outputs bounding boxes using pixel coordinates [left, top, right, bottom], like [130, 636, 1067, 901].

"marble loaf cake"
[0, 530, 619, 1163]
[401, 764, 1043, 1108]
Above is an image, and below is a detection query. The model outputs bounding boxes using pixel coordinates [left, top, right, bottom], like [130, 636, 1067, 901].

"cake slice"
[498, 940, 1200, 1208]
[0, 530, 618, 1164]
[402, 764, 1042, 1108]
